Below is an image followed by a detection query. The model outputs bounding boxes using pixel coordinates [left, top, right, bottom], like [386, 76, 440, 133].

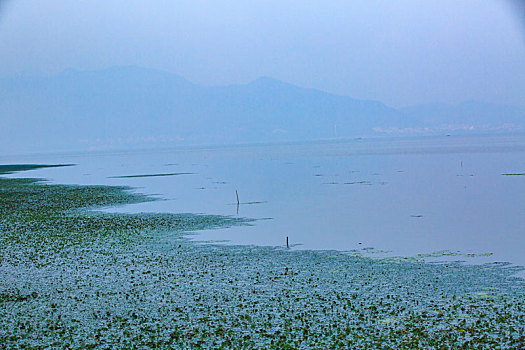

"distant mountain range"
[1, 66, 524, 154]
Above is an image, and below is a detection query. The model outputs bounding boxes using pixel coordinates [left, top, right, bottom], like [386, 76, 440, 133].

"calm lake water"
[2, 134, 524, 271]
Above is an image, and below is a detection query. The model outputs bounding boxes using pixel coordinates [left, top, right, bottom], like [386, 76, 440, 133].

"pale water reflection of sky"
[3, 135, 524, 275]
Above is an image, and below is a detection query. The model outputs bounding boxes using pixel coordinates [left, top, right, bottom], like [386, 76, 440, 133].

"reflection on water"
[3, 134, 525, 271]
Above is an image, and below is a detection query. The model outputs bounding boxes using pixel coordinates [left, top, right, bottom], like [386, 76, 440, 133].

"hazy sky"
[1, 0, 524, 107]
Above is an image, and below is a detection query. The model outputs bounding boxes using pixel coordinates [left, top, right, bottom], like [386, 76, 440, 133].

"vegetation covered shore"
[0, 174, 524, 349]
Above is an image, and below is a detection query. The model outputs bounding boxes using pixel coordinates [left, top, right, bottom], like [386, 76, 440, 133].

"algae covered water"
[2, 134, 524, 268]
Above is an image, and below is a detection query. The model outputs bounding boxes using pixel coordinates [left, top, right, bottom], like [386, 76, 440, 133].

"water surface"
[3, 134, 524, 270]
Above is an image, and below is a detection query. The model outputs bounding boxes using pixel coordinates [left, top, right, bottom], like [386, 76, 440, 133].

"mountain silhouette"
[1, 66, 523, 154]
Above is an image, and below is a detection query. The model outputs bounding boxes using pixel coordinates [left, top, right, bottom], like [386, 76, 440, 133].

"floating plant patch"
[465, 252, 494, 258]
[229, 201, 267, 205]
[417, 250, 461, 258]
[344, 181, 371, 185]
[109, 172, 194, 178]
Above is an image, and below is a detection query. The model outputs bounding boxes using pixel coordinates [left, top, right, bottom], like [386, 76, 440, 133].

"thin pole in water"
[286, 236, 289, 249]
[235, 190, 240, 215]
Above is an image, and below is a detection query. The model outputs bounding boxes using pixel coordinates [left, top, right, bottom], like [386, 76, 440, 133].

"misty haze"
[1, 1, 524, 348]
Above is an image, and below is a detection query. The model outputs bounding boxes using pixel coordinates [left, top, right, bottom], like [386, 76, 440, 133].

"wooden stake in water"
[286, 236, 289, 249]
[236, 190, 239, 205]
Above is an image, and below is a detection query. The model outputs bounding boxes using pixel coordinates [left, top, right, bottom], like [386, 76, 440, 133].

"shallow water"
[2, 134, 524, 271]
[2, 175, 523, 348]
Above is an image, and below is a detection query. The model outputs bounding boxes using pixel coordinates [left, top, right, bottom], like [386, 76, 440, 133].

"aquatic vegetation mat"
[109, 172, 193, 179]
[0, 177, 524, 349]
[0, 164, 73, 175]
